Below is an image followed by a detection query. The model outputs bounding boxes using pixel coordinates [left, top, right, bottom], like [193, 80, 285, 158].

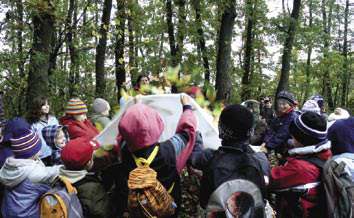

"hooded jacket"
[270, 141, 332, 218]
[60, 116, 99, 140]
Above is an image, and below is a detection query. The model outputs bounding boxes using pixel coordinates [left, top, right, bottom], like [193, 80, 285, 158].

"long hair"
[27, 96, 48, 124]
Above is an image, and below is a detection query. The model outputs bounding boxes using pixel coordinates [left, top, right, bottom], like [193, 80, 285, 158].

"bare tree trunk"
[128, 9, 136, 85]
[303, 0, 313, 103]
[15, 0, 25, 114]
[166, 0, 178, 67]
[192, 0, 210, 84]
[215, 0, 237, 102]
[27, 1, 54, 109]
[95, 0, 113, 97]
[341, 0, 349, 106]
[175, 0, 186, 67]
[115, 0, 126, 102]
[276, 0, 301, 95]
[241, 0, 256, 101]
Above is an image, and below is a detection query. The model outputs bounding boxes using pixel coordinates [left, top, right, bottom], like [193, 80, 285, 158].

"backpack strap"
[59, 176, 77, 194]
[299, 157, 326, 169]
[132, 146, 159, 167]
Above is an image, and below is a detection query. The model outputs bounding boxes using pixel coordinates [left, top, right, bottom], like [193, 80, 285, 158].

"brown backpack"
[128, 146, 176, 218]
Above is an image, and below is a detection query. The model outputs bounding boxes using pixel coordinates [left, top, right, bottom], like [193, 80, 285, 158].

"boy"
[42, 125, 69, 165]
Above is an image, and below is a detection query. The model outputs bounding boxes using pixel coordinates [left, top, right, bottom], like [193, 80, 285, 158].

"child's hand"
[180, 94, 190, 106]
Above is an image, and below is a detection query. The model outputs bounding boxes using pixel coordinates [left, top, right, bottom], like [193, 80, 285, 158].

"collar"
[288, 140, 331, 156]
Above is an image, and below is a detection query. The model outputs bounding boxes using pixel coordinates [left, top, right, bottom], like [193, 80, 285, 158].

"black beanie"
[289, 111, 327, 146]
[219, 104, 254, 141]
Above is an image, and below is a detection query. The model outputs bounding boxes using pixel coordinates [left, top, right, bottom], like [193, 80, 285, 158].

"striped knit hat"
[289, 111, 327, 146]
[10, 128, 42, 159]
[65, 98, 88, 115]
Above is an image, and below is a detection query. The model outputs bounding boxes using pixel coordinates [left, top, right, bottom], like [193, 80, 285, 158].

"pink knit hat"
[118, 103, 164, 151]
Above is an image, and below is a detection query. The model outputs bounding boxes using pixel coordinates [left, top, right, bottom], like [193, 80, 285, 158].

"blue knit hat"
[328, 117, 354, 155]
[10, 128, 42, 159]
[2, 117, 31, 143]
[289, 112, 327, 146]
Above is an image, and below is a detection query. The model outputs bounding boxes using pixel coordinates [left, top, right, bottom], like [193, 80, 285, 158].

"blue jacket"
[2, 179, 50, 218]
[264, 110, 297, 152]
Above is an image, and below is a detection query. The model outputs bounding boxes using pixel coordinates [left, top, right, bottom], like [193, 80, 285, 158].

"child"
[112, 95, 197, 217]
[0, 128, 60, 217]
[188, 104, 270, 209]
[59, 137, 111, 218]
[270, 111, 331, 218]
[261, 91, 298, 155]
[60, 98, 99, 140]
[91, 98, 111, 131]
[42, 125, 69, 165]
[27, 96, 59, 165]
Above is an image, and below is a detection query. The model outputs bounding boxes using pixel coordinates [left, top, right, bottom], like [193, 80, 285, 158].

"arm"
[264, 119, 292, 150]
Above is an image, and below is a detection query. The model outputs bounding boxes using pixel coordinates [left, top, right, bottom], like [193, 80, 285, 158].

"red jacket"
[60, 116, 99, 140]
[270, 148, 332, 218]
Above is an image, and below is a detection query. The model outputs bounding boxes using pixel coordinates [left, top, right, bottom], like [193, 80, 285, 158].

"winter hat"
[302, 100, 321, 114]
[118, 103, 164, 152]
[93, 98, 110, 114]
[289, 111, 327, 146]
[328, 108, 350, 122]
[2, 117, 31, 143]
[42, 125, 69, 149]
[61, 137, 94, 170]
[10, 128, 42, 159]
[311, 95, 324, 109]
[328, 117, 354, 155]
[65, 98, 88, 115]
[277, 91, 297, 106]
[218, 104, 254, 142]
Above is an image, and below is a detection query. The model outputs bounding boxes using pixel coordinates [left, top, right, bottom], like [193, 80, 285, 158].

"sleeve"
[173, 105, 197, 174]
[187, 132, 215, 170]
[270, 160, 303, 190]
[265, 119, 292, 150]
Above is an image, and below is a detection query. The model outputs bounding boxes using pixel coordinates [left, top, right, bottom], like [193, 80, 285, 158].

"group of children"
[0, 89, 352, 218]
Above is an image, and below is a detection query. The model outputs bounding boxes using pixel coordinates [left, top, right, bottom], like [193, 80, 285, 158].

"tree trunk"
[27, 1, 54, 109]
[241, 0, 256, 101]
[15, 0, 25, 114]
[341, 0, 349, 107]
[175, 0, 186, 68]
[215, 0, 237, 102]
[95, 0, 113, 98]
[166, 0, 178, 67]
[128, 8, 136, 85]
[321, 0, 335, 110]
[192, 0, 210, 84]
[303, 0, 313, 103]
[115, 0, 126, 102]
[275, 0, 301, 95]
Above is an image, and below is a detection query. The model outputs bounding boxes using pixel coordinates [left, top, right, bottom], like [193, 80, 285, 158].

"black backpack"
[303, 157, 354, 218]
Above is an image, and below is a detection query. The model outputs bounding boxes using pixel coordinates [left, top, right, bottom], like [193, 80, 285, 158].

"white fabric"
[59, 167, 88, 184]
[288, 141, 331, 156]
[328, 108, 350, 122]
[0, 157, 61, 187]
[275, 182, 320, 192]
[95, 94, 221, 150]
[302, 100, 321, 114]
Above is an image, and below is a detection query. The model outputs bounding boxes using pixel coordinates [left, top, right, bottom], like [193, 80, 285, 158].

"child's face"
[55, 129, 67, 149]
[102, 105, 111, 116]
[277, 99, 291, 114]
[74, 114, 87, 122]
[41, 101, 50, 114]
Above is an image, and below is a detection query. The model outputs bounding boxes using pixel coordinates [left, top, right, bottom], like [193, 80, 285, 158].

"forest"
[0, 0, 352, 115]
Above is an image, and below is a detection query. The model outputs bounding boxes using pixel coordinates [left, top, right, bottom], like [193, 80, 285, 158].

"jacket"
[90, 114, 111, 132]
[60, 116, 99, 140]
[31, 115, 59, 159]
[264, 110, 297, 152]
[270, 141, 332, 218]
[59, 167, 111, 218]
[189, 142, 270, 208]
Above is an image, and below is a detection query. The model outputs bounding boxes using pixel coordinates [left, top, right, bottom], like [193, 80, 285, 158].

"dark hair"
[135, 74, 149, 87]
[27, 96, 48, 124]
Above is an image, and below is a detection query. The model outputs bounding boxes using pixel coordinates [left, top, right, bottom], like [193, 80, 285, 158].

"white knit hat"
[328, 108, 350, 122]
[93, 98, 110, 114]
[302, 100, 321, 115]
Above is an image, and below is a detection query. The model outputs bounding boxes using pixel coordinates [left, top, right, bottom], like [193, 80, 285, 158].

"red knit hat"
[61, 137, 94, 170]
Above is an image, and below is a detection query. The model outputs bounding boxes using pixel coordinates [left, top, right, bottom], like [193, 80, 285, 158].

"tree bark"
[275, 0, 301, 95]
[115, 0, 126, 102]
[27, 1, 54, 109]
[166, 0, 178, 67]
[341, 0, 349, 106]
[192, 0, 210, 84]
[95, 0, 113, 97]
[15, 0, 25, 114]
[175, 0, 186, 67]
[128, 7, 136, 85]
[321, 0, 335, 110]
[303, 0, 313, 103]
[241, 0, 256, 101]
[215, 1, 237, 102]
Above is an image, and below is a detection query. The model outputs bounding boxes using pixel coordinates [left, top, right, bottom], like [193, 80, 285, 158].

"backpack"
[303, 157, 354, 218]
[40, 176, 84, 218]
[127, 146, 176, 218]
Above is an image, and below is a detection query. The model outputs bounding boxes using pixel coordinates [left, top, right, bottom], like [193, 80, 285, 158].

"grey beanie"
[93, 98, 110, 114]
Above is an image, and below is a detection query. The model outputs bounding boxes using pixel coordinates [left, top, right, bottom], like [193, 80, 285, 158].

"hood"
[0, 157, 38, 188]
[288, 140, 332, 157]
[59, 116, 75, 126]
[59, 166, 88, 184]
[42, 125, 68, 149]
